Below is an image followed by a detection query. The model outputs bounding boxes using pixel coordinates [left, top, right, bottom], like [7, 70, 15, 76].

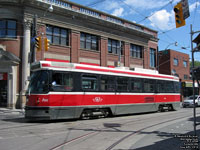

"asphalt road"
[0, 107, 200, 150]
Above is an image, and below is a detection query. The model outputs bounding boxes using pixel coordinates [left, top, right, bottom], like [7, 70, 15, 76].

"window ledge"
[80, 48, 100, 53]
[130, 57, 142, 59]
[0, 38, 18, 41]
[50, 44, 70, 48]
[108, 53, 124, 56]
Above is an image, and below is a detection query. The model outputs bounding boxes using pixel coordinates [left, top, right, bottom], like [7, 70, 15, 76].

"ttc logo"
[93, 97, 103, 102]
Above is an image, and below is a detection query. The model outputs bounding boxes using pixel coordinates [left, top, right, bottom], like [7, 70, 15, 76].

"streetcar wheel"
[158, 105, 164, 112]
[168, 105, 174, 111]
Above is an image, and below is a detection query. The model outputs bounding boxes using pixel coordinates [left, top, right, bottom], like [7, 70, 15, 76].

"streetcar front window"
[28, 71, 49, 94]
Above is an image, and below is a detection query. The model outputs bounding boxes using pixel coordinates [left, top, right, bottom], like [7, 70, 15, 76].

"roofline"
[66, 1, 158, 33]
[159, 49, 189, 56]
[36, 0, 157, 35]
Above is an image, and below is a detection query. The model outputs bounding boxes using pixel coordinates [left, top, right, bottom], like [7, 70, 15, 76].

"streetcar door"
[115, 77, 129, 115]
[51, 71, 75, 119]
[81, 74, 99, 106]
[100, 75, 116, 113]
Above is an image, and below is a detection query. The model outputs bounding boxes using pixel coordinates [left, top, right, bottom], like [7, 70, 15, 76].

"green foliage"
[190, 61, 200, 67]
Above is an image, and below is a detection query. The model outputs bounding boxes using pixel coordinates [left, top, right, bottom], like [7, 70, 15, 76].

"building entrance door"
[0, 73, 7, 107]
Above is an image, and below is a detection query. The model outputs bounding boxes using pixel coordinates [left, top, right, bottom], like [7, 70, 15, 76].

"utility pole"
[118, 41, 121, 67]
[190, 24, 200, 136]
[31, 14, 37, 63]
[190, 24, 196, 136]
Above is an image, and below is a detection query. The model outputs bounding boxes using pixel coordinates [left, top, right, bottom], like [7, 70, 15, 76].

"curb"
[0, 108, 25, 115]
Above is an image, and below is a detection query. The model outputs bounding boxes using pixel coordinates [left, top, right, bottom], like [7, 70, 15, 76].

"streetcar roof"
[31, 61, 179, 81]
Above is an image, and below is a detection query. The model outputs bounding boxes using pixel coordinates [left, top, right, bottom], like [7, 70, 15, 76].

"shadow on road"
[67, 116, 200, 150]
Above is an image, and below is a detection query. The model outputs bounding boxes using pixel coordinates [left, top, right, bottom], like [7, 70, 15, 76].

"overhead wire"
[80, 0, 199, 52]
[86, 0, 107, 7]
[117, 0, 147, 19]
[85, 0, 179, 48]
[137, 0, 174, 24]
[118, 0, 180, 47]
[192, 0, 199, 25]
[85, 0, 178, 46]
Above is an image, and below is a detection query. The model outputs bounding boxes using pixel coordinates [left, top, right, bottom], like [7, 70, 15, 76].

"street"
[0, 107, 200, 150]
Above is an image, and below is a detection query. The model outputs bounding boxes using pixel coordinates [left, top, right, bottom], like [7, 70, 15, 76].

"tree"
[190, 61, 200, 67]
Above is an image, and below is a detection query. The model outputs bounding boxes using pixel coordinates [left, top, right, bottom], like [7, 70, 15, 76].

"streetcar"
[25, 60, 180, 120]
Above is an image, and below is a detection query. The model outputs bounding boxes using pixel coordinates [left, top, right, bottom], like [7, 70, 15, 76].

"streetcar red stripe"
[27, 94, 180, 107]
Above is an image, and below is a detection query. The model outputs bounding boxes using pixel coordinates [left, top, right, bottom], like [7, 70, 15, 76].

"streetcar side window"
[100, 75, 115, 92]
[174, 82, 180, 93]
[117, 77, 129, 92]
[165, 81, 174, 93]
[82, 75, 98, 91]
[143, 79, 155, 93]
[130, 78, 142, 93]
[157, 80, 166, 93]
[51, 72, 73, 91]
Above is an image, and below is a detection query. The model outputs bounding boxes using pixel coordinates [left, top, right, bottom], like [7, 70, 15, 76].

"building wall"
[0, 0, 158, 108]
[159, 50, 171, 75]
[170, 50, 190, 80]
[159, 50, 190, 81]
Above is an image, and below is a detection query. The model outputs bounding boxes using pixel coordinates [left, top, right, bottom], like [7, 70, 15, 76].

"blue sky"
[69, 0, 200, 61]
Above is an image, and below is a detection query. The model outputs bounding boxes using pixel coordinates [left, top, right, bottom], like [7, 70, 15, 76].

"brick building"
[159, 49, 190, 80]
[0, 0, 158, 108]
[158, 49, 196, 97]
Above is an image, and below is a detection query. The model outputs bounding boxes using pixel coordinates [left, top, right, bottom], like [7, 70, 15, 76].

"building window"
[130, 44, 143, 58]
[108, 39, 123, 55]
[0, 19, 17, 38]
[183, 61, 187, 67]
[80, 33, 98, 51]
[184, 75, 188, 79]
[174, 58, 178, 66]
[46, 25, 69, 46]
[150, 48, 156, 68]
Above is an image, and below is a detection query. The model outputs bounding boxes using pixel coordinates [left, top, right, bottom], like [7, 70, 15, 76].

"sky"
[69, 0, 200, 61]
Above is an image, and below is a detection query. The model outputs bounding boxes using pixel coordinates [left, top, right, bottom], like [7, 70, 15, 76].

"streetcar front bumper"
[25, 106, 51, 120]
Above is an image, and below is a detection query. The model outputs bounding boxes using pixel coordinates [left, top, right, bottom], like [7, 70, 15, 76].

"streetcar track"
[0, 109, 198, 150]
[106, 111, 200, 150]
[50, 131, 100, 150]
[49, 110, 197, 150]
[105, 115, 190, 150]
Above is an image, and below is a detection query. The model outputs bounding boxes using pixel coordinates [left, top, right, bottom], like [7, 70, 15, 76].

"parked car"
[182, 95, 200, 108]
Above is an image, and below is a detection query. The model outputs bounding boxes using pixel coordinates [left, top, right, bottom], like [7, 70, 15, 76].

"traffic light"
[181, 82, 186, 88]
[174, 2, 185, 28]
[44, 37, 50, 51]
[35, 36, 42, 51]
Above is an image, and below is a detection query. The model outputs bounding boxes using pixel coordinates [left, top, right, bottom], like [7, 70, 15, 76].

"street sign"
[181, 0, 190, 20]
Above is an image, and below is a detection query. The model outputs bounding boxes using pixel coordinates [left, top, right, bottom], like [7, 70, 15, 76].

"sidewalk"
[0, 108, 25, 115]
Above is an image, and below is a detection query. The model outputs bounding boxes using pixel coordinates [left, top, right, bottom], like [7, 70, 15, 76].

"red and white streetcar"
[25, 61, 180, 120]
